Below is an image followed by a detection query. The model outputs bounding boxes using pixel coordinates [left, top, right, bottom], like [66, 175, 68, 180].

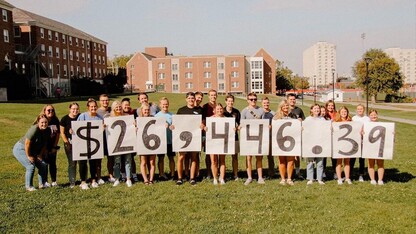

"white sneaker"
[91, 181, 99, 188]
[113, 180, 120, 187]
[318, 180, 325, 185]
[126, 179, 132, 187]
[307, 180, 313, 185]
[378, 180, 384, 185]
[81, 183, 89, 190]
[345, 179, 352, 185]
[26, 186, 37, 192]
[108, 177, 116, 183]
[213, 179, 218, 185]
[337, 179, 343, 185]
[358, 176, 364, 182]
[322, 172, 326, 178]
[51, 181, 58, 187]
[219, 179, 225, 185]
[39, 182, 50, 189]
[97, 179, 105, 185]
[280, 179, 286, 185]
[370, 180, 377, 185]
[70, 183, 75, 189]
[333, 174, 338, 180]
[257, 178, 265, 184]
[244, 178, 253, 185]
[287, 179, 294, 186]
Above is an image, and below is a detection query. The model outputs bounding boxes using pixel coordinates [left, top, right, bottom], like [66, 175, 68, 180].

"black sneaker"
[176, 179, 183, 185]
[190, 179, 196, 186]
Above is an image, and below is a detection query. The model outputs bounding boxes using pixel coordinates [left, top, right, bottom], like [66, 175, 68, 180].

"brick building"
[0, 0, 14, 71]
[127, 47, 276, 94]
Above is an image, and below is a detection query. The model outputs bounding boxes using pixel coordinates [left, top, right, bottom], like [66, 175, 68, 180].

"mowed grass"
[0, 93, 415, 233]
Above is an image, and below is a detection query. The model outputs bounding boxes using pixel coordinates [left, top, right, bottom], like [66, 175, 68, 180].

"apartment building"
[303, 41, 337, 87]
[127, 47, 276, 94]
[0, 0, 14, 71]
[385, 47, 416, 85]
[12, 8, 107, 97]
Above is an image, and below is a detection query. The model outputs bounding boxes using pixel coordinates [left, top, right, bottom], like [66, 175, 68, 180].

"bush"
[385, 94, 414, 103]
[0, 68, 31, 100]
[70, 76, 105, 96]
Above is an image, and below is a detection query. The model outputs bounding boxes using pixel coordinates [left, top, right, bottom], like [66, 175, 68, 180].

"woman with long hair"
[334, 106, 353, 185]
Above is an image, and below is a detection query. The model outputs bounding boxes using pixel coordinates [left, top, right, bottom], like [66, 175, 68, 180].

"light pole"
[364, 57, 372, 115]
[301, 77, 304, 106]
[332, 68, 335, 101]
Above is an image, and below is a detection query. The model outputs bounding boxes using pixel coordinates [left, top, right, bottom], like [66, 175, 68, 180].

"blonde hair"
[110, 100, 122, 116]
[273, 100, 289, 120]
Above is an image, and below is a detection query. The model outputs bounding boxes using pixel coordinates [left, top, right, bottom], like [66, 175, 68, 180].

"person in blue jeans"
[13, 114, 50, 191]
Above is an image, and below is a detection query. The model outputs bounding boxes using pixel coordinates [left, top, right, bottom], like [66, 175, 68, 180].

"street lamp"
[332, 68, 335, 102]
[301, 77, 304, 106]
[364, 57, 372, 115]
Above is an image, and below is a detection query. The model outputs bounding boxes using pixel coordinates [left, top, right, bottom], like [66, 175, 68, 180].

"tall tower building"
[384, 47, 416, 85]
[303, 41, 336, 87]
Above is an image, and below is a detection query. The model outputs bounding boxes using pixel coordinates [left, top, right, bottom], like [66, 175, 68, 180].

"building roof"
[0, 0, 14, 10]
[12, 8, 107, 45]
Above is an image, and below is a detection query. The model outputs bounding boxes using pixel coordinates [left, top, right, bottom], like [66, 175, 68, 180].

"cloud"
[7, 0, 87, 16]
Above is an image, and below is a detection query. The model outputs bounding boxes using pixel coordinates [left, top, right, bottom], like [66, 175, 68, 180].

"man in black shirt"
[287, 93, 305, 179]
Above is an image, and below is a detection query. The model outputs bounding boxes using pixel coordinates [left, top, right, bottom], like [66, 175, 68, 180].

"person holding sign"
[273, 100, 297, 186]
[223, 94, 241, 181]
[59, 103, 80, 188]
[155, 97, 176, 180]
[241, 93, 265, 185]
[262, 97, 276, 179]
[136, 92, 160, 117]
[367, 110, 385, 185]
[325, 100, 338, 180]
[138, 103, 157, 185]
[334, 106, 353, 185]
[287, 93, 305, 180]
[13, 114, 50, 191]
[77, 98, 104, 189]
[97, 94, 114, 184]
[304, 104, 326, 185]
[122, 98, 140, 182]
[202, 89, 218, 180]
[351, 104, 370, 182]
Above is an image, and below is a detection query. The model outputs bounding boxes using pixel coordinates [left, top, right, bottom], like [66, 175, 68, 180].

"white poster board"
[72, 120, 104, 161]
[239, 119, 269, 156]
[172, 115, 202, 152]
[332, 122, 363, 159]
[302, 120, 332, 158]
[271, 119, 302, 156]
[205, 117, 235, 154]
[136, 117, 167, 155]
[362, 122, 395, 160]
[104, 115, 136, 156]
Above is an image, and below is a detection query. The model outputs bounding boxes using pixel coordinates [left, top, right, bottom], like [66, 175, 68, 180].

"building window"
[2, 9, 7, 22]
[48, 30, 52, 40]
[55, 48, 60, 58]
[87, 42, 90, 49]
[62, 34, 66, 43]
[69, 50, 73, 60]
[56, 64, 60, 75]
[71, 66, 74, 76]
[76, 51, 79, 61]
[93, 43, 96, 50]
[218, 63, 224, 69]
[48, 46, 53, 57]
[158, 63, 165, 69]
[40, 44, 45, 55]
[75, 38, 79, 46]
[40, 28, 44, 38]
[158, 73, 165, 79]
[232, 81, 239, 88]
[94, 55, 97, 63]
[173, 84, 179, 91]
[63, 49, 67, 59]
[14, 27, 20, 37]
[185, 82, 193, 89]
[185, 72, 192, 79]
[203, 61, 211, 68]
[82, 67, 86, 76]
[81, 40, 84, 48]
[218, 73, 224, 80]
[55, 32, 59, 42]
[231, 60, 239, 68]
[218, 83, 225, 91]
[172, 64, 178, 71]
[185, 62, 192, 69]
[204, 82, 211, 88]
[251, 61, 262, 69]
[252, 71, 262, 80]
[82, 53, 85, 62]
[49, 63, 53, 76]
[3, 29, 9, 42]
[87, 54, 90, 62]
[172, 74, 178, 81]
[69, 36, 72, 45]
[204, 72, 211, 78]
[231, 71, 238, 78]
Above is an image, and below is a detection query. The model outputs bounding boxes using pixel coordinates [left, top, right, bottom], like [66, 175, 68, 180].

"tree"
[291, 76, 309, 90]
[353, 49, 403, 100]
[107, 54, 134, 69]
[275, 60, 293, 94]
[103, 68, 127, 94]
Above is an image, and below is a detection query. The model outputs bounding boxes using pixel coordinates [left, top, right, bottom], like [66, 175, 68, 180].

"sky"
[7, 0, 416, 76]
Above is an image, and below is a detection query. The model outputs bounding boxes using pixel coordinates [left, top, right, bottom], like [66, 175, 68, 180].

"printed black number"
[179, 131, 193, 149]
[337, 124, 359, 156]
[76, 122, 100, 159]
[211, 122, 229, 153]
[276, 122, 295, 152]
[368, 126, 386, 158]
[246, 124, 263, 154]
[142, 120, 161, 150]
[111, 120, 134, 153]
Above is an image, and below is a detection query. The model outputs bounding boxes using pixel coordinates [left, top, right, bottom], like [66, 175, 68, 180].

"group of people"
[13, 91, 386, 192]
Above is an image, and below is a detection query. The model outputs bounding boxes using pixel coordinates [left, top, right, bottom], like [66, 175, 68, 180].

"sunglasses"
[249, 98, 257, 101]
[46, 109, 54, 113]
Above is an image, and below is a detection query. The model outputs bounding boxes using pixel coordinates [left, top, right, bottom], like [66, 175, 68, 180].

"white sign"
[205, 117, 235, 154]
[302, 120, 332, 158]
[172, 115, 202, 152]
[72, 120, 104, 161]
[271, 119, 302, 156]
[239, 119, 269, 156]
[136, 117, 167, 155]
[362, 122, 395, 160]
[104, 115, 137, 156]
[332, 122, 363, 159]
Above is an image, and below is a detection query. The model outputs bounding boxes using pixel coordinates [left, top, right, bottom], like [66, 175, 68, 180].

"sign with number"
[72, 120, 104, 161]
[302, 120, 332, 158]
[104, 115, 136, 156]
[205, 117, 235, 154]
[172, 115, 202, 152]
[332, 122, 363, 159]
[136, 117, 167, 155]
[239, 119, 269, 156]
[271, 119, 302, 156]
[362, 122, 395, 160]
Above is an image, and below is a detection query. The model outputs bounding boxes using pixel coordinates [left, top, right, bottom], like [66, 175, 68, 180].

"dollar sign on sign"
[76, 122, 100, 159]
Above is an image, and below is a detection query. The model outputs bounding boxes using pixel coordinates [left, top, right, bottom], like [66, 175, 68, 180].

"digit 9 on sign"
[368, 126, 386, 158]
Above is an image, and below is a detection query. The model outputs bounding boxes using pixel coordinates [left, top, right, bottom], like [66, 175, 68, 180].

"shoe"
[244, 178, 253, 185]
[337, 179, 343, 185]
[97, 179, 105, 185]
[108, 177, 116, 183]
[91, 181, 99, 188]
[234, 176, 239, 181]
[176, 179, 183, 185]
[159, 174, 169, 181]
[307, 180, 313, 185]
[333, 173, 338, 180]
[370, 180, 377, 185]
[39, 182, 50, 189]
[322, 172, 326, 178]
[51, 181, 58, 187]
[219, 179, 225, 185]
[287, 179, 294, 186]
[280, 179, 286, 185]
[213, 179, 218, 185]
[378, 180, 384, 185]
[358, 176, 364, 182]
[297, 174, 304, 180]
[81, 183, 89, 190]
[318, 180, 325, 185]
[26, 186, 36, 192]
[345, 179, 352, 185]
[257, 178, 265, 184]
[190, 179, 196, 185]
[133, 175, 139, 183]
[70, 183, 75, 189]
[113, 180, 120, 187]
[126, 179, 132, 187]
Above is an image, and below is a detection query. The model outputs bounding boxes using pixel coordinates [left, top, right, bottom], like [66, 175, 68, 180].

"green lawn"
[0, 93, 415, 233]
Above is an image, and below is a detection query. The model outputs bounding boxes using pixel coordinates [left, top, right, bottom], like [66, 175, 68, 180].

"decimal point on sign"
[312, 145, 323, 155]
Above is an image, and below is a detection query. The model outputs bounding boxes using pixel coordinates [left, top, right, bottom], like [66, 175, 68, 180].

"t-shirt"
[241, 106, 265, 120]
[19, 125, 51, 156]
[97, 108, 110, 117]
[202, 102, 215, 120]
[290, 106, 305, 120]
[224, 107, 241, 141]
[47, 117, 60, 150]
[352, 115, 370, 123]
[60, 114, 80, 140]
[155, 111, 173, 144]
[77, 112, 104, 121]
[263, 110, 275, 124]
[177, 106, 202, 115]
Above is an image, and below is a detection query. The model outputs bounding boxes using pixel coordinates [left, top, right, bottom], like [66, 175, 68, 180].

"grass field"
[1, 93, 415, 233]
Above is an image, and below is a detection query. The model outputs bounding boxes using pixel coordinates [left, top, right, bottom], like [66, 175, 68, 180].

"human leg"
[246, 156, 253, 179]
[177, 153, 185, 181]
[344, 158, 351, 180]
[149, 155, 156, 182]
[316, 158, 324, 181]
[64, 143, 77, 185]
[107, 156, 115, 181]
[278, 156, 287, 181]
[377, 160, 384, 182]
[210, 154, 219, 181]
[140, 156, 149, 183]
[219, 155, 226, 182]
[13, 143, 36, 188]
[368, 159, 376, 183]
[232, 154, 238, 179]
[306, 159, 314, 182]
